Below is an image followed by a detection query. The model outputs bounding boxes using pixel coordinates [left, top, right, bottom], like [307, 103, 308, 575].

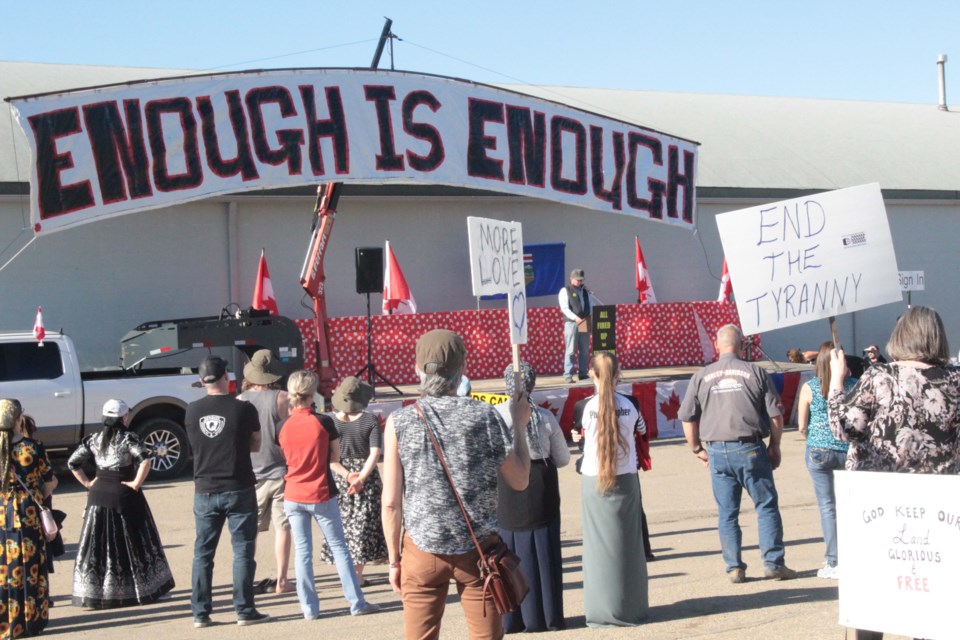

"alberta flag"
[481, 242, 565, 300]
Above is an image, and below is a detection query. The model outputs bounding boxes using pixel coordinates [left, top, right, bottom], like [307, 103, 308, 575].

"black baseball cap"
[199, 356, 228, 384]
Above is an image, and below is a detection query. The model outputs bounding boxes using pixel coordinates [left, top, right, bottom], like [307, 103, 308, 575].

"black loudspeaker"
[355, 247, 384, 294]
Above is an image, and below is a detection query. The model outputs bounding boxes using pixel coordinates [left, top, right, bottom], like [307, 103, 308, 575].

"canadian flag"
[382, 241, 417, 314]
[33, 307, 45, 346]
[718, 258, 733, 302]
[634, 236, 657, 303]
[252, 249, 279, 315]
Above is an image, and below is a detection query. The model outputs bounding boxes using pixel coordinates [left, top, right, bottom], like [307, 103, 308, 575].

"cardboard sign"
[467, 217, 527, 344]
[836, 471, 960, 639]
[592, 305, 617, 354]
[898, 270, 925, 291]
[716, 183, 902, 335]
[8, 69, 699, 234]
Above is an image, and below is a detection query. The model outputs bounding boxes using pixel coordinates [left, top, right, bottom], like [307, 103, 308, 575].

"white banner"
[8, 69, 699, 234]
[836, 471, 960, 639]
[468, 216, 527, 344]
[716, 183, 902, 335]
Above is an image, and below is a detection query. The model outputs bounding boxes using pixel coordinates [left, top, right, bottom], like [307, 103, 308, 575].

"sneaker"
[352, 602, 380, 616]
[194, 616, 211, 629]
[237, 611, 270, 626]
[817, 563, 839, 580]
[563, 376, 574, 384]
[764, 565, 798, 580]
[728, 567, 746, 584]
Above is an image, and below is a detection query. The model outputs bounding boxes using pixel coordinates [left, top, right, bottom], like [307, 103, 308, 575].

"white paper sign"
[467, 217, 527, 344]
[836, 471, 960, 640]
[716, 183, 902, 335]
[898, 270, 925, 291]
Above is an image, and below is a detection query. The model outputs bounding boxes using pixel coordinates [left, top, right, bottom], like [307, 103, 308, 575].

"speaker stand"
[355, 292, 403, 396]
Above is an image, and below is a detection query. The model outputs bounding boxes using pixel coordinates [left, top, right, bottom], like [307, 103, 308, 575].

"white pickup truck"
[0, 331, 205, 480]
[0, 313, 306, 480]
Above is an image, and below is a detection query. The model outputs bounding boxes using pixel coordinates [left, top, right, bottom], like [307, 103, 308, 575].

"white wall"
[1, 194, 956, 371]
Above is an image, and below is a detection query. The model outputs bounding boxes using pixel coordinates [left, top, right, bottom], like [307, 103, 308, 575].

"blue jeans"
[706, 441, 786, 572]
[563, 320, 590, 378]
[192, 487, 258, 620]
[805, 447, 847, 566]
[284, 498, 367, 618]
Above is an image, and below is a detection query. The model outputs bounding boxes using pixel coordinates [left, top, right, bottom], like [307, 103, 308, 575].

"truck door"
[0, 339, 83, 448]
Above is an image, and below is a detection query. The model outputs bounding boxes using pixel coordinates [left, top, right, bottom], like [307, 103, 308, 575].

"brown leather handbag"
[414, 402, 529, 615]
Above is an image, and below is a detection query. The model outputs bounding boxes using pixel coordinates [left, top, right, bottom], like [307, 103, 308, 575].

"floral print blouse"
[0, 438, 55, 530]
[828, 362, 960, 473]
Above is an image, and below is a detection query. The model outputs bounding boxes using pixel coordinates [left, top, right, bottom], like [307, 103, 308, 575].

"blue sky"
[3, 1, 958, 104]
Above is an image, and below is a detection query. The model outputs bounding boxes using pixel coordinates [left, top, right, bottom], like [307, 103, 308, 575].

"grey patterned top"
[68, 430, 152, 471]
[392, 396, 512, 554]
[828, 363, 960, 473]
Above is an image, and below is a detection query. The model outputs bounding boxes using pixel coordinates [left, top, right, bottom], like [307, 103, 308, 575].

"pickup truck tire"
[138, 418, 190, 480]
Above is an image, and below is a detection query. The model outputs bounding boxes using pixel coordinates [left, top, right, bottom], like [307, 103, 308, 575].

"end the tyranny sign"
[8, 69, 698, 234]
[716, 183, 902, 335]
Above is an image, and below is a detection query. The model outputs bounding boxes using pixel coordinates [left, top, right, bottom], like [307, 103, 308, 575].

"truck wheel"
[138, 418, 190, 480]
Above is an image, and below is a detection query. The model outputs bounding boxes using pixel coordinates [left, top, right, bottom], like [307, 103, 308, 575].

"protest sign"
[468, 216, 527, 344]
[8, 69, 698, 234]
[836, 471, 960, 639]
[716, 183, 902, 335]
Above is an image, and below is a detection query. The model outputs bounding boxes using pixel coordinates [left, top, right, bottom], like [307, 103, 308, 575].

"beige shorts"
[255, 476, 289, 532]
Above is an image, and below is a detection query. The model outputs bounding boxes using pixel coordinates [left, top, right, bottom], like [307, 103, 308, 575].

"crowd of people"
[1, 305, 958, 639]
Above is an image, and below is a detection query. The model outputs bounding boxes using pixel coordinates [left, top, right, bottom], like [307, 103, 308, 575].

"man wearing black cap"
[559, 268, 599, 383]
[185, 356, 268, 628]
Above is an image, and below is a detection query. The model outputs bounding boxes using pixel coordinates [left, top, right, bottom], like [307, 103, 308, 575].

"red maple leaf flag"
[252, 249, 279, 316]
[718, 257, 733, 302]
[635, 236, 657, 303]
[33, 306, 45, 346]
[382, 240, 417, 314]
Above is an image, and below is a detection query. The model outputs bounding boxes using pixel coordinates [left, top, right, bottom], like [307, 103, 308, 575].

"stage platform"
[363, 360, 814, 440]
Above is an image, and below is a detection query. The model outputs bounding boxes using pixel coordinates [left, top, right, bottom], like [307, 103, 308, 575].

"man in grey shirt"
[678, 324, 796, 584]
[237, 349, 292, 594]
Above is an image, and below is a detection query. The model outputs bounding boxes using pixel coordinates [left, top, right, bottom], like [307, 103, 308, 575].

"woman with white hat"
[68, 399, 174, 609]
[319, 376, 387, 586]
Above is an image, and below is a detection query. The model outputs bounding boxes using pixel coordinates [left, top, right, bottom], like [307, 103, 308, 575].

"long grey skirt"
[581, 473, 648, 627]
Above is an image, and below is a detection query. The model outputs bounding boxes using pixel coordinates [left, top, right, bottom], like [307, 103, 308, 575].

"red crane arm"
[299, 182, 342, 399]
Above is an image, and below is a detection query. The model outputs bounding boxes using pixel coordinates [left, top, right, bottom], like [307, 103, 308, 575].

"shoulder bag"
[14, 473, 58, 541]
[414, 401, 529, 616]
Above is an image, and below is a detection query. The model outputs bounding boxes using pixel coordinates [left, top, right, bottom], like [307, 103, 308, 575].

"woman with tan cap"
[68, 399, 174, 609]
[0, 398, 58, 637]
[319, 376, 387, 586]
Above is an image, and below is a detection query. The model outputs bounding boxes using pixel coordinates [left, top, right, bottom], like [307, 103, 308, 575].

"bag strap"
[413, 401, 490, 566]
[12, 472, 42, 508]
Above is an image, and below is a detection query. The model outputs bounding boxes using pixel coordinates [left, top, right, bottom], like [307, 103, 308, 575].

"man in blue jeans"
[558, 268, 598, 384]
[678, 325, 797, 584]
[185, 356, 269, 627]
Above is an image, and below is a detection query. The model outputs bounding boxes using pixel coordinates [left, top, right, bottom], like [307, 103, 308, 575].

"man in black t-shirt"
[184, 356, 268, 628]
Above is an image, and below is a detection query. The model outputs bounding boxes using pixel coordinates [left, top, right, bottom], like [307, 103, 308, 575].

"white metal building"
[2, 61, 958, 370]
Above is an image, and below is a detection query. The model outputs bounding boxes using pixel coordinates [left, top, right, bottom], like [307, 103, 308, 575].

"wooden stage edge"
[365, 360, 814, 403]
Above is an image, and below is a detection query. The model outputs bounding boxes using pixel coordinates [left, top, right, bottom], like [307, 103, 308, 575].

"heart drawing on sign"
[511, 291, 527, 330]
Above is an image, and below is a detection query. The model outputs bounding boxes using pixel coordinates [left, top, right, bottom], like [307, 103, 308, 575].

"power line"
[201, 38, 378, 71]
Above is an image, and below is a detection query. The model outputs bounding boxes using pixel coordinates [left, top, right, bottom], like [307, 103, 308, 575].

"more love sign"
[716, 183, 901, 335]
[468, 217, 527, 344]
[836, 471, 960, 639]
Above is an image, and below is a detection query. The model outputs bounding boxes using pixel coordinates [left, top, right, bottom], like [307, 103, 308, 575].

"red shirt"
[279, 407, 339, 504]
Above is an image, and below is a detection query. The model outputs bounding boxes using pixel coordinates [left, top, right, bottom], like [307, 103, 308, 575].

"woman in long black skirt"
[68, 400, 174, 609]
[496, 362, 570, 633]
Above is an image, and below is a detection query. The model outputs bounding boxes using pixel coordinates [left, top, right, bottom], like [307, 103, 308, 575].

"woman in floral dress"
[319, 377, 386, 585]
[0, 398, 57, 640]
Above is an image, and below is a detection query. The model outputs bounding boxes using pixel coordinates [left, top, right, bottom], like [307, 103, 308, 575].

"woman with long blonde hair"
[575, 352, 648, 627]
